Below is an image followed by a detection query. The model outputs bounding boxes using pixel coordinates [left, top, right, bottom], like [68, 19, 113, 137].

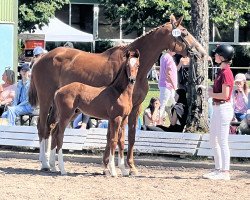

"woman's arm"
[208, 84, 231, 100]
[166, 108, 178, 125]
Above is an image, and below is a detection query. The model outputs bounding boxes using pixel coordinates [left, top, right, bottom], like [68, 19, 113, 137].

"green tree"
[100, 0, 250, 34]
[18, 0, 69, 33]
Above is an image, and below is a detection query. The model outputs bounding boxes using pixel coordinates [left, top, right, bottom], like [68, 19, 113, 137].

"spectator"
[203, 44, 235, 181]
[158, 50, 178, 123]
[30, 46, 46, 69]
[238, 93, 250, 134]
[232, 73, 249, 122]
[1, 63, 34, 125]
[73, 113, 93, 129]
[177, 56, 190, 90]
[157, 88, 188, 132]
[141, 97, 164, 131]
[0, 68, 16, 116]
[64, 41, 74, 48]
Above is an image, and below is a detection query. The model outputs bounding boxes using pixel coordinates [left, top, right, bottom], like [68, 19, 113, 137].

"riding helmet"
[214, 44, 234, 61]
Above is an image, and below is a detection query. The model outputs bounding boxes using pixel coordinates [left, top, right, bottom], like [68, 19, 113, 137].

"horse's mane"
[126, 23, 170, 50]
[101, 22, 170, 57]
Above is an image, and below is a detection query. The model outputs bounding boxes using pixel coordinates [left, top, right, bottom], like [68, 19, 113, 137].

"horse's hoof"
[103, 169, 111, 176]
[50, 167, 57, 173]
[111, 172, 118, 177]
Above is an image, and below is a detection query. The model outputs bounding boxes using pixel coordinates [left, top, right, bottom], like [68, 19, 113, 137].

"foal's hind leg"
[103, 123, 111, 176]
[118, 118, 129, 176]
[127, 105, 141, 176]
[38, 103, 52, 170]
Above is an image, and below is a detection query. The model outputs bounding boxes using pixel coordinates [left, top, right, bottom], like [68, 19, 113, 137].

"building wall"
[0, 0, 18, 82]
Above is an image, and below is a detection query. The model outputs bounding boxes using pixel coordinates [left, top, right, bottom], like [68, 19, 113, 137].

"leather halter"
[171, 22, 197, 57]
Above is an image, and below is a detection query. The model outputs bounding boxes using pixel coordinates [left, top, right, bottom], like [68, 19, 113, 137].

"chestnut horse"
[48, 50, 140, 175]
[29, 15, 206, 174]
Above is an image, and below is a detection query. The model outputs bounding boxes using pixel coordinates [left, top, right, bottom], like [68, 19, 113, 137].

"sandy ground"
[0, 149, 249, 200]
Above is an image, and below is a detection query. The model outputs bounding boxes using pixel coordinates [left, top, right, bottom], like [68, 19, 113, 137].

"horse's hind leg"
[38, 103, 52, 170]
[118, 118, 129, 176]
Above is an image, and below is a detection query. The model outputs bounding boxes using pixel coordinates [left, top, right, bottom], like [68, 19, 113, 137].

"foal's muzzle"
[128, 77, 136, 84]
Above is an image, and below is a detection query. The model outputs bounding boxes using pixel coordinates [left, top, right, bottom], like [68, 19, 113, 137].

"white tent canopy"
[19, 18, 93, 42]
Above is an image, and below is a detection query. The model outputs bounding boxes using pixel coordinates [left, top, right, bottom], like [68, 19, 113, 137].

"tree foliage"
[100, 0, 250, 34]
[18, 0, 69, 33]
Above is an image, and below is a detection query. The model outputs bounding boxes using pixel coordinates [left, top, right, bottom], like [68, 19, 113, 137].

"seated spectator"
[157, 88, 188, 132]
[238, 93, 250, 134]
[73, 113, 93, 129]
[232, 73, 249, 122]
[1, 64, 34, 125]
[0, 68, 16, 115]
[141, 97, 165, 131]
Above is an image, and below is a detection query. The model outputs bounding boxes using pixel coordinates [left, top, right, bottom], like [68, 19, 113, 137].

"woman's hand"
[208, 87, 213, 98]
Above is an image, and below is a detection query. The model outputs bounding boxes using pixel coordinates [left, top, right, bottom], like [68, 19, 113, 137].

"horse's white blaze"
[108, 151, 117, 177]
[58, 148, 67, 175]
[39, 139, 50, 169]
[129, 57, 138, 67]
[49, 148, 57, 172]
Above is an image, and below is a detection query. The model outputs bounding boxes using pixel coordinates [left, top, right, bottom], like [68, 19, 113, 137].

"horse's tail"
[28, 75, 38, 106]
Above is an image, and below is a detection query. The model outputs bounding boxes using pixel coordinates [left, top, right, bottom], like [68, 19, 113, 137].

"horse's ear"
[170, 14, 176, 24]
[175, 16, 184, 27]
[135, 49, 140, 58]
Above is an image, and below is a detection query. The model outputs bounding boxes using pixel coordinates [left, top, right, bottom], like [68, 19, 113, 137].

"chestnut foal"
[49, 50, 140, 176]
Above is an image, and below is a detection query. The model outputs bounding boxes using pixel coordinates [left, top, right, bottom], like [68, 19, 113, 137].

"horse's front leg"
[127, 104, 141, 176]
[118, 117, 129, 176]
[108, 117, 121, 177]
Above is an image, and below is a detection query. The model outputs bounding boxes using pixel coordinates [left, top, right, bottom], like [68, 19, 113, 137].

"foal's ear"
[135, 49, 140, 58]
[126, 50, 131, 58]
[175, 16, 184, 27]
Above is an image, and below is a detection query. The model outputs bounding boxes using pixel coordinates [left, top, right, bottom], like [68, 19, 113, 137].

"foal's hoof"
[60, 171, 67, 176]
[40, 167, 50, 172]
[129, 168, 139, 176]
[103, 169, 111, 176]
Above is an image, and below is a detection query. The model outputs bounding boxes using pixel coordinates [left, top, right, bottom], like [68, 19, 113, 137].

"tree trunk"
[185, 0, 209, 133]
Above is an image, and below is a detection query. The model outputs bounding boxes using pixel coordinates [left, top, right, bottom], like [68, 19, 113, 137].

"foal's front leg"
[108, 118, 121, 177]
[117, 118, 129, 176]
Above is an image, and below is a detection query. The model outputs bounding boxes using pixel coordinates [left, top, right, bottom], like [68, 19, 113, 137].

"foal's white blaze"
[49, 148, 57, 172]
[39, 139, 50, 169]
[129, 57, 138, 67]
[58, 148, 67, 175]
[108, 151, 117, 177]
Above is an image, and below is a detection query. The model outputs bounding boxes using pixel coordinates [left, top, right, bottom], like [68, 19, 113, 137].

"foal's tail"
[28, 75, 38, 107]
